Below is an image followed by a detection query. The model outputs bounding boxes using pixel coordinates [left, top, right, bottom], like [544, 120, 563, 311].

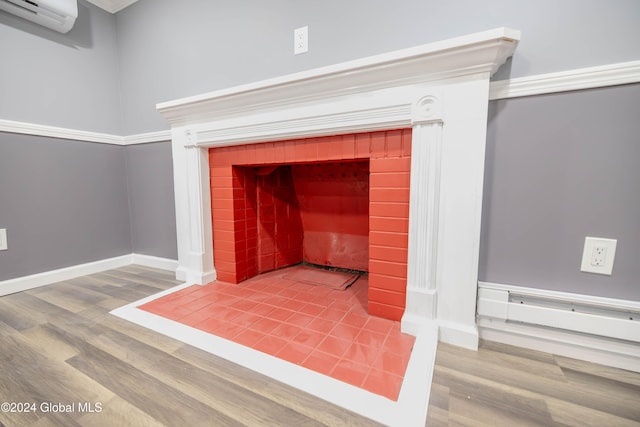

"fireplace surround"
[158, 28, 520, 349]
[208, 129, 413, 321]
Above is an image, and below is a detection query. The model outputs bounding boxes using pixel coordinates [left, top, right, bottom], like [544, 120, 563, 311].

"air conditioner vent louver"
[0, 0, 77, 33]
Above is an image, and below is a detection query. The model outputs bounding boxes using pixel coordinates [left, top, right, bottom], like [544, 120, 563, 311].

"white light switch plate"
[0, 228, 7, 251]
[580, 236, 616, 275]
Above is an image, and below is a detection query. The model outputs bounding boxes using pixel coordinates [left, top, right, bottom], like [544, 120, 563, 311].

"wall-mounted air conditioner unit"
[0, 0, 77, 33]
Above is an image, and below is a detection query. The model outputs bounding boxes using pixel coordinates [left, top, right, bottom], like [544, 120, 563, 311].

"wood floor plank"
[20, 324, 80, 362]
[439, 341, 567, 383]
[9, 291, 79, 320]
[99, 314, 185, 354]
[76, 396, 165, 427]
[172, 343, 383, 427]
[0, 318, 17, 337]
[434, 343, 640, 421]
[434, 363, 640, 427]
[31, 288, 98, 314]
[479, 339, 560, 365]
[0, 294, 49, 330]
[87, 273, 168, 300]
[67, 345, 243, 427]
[560, 366, 640, 407]
[97, 269, 179, 291]
[555, 354, 640, 388]
[447, 391, 553, 427]
[424, 405, 449, 427]
[546, 395, 640, 427]
[433, 366, 556, 426]
[78, 326, 329, 426]
[0, 333, 114, 427]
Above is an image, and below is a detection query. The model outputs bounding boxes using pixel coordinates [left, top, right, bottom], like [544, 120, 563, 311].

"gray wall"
[0, 1, 130, 280]
[115, 0, 640, 134]
[481, 84, 640, 300]
[0, 1, 122, 134]
[0, 133, 131, 280]
[125, 141, 177, 260]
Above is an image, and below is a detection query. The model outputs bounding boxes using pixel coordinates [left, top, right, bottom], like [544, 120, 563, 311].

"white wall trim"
[124, 130, 172, 145]
[0, 254, 178, 297]
[0, 119, 124, 145]
[477, 281, 640, 372]
[0, 119, 170, 145]
[489, 60, 640, 100]
[130, 253, 179, 272]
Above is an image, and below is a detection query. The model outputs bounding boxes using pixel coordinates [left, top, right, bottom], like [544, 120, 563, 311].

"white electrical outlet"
[580, 237, 616, 275]
[591, 246, 607, 266]
[294, 26, 308, 55]
[0, 228, 7, 251]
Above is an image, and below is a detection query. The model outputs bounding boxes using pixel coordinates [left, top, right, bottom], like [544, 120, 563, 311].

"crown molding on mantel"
[1, 59, 638, 146]
[85, 0, 139, 14]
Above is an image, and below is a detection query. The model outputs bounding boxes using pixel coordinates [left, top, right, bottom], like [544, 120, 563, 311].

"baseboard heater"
[477, 282, 640, 344]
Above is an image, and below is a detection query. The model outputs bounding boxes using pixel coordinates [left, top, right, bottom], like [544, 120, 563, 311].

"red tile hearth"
[138, 265, 415, 401]
[209, 129, 412, 321]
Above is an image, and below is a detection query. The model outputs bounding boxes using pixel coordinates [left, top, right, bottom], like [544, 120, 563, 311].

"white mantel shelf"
[157, 27, 519, 128]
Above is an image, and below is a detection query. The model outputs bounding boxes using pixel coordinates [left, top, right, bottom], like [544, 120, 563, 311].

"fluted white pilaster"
[402, 96, 444, 335]
[172, 128, 216, 285]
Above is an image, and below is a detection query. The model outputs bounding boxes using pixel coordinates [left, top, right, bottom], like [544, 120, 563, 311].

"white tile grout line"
[110, 283, 437, 427]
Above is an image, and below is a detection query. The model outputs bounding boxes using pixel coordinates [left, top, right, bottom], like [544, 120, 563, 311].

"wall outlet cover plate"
[294, 26, 308, 55]
[580, 236, 617, 275]
[0, 228, 7, 251]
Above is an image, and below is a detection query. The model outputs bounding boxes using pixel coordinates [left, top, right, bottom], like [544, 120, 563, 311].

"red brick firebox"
[209, 129, 411, 321]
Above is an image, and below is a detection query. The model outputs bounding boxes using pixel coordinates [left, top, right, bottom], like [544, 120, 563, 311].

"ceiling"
[85, 0, 139, 14]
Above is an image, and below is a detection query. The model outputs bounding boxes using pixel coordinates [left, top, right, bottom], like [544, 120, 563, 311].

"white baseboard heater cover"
[477, 284, 640, 343]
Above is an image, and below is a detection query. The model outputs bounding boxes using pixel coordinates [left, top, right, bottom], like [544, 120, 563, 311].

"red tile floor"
[138, 266, 415, 400]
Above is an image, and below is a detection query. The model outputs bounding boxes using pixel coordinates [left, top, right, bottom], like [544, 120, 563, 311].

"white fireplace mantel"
[157, 27, 519, 350]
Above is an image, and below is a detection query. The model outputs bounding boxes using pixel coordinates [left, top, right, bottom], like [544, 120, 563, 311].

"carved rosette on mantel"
[158, 28, 520, 351]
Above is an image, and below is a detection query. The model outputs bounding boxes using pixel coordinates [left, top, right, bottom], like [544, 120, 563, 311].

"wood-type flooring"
[0, 265, 638, 426]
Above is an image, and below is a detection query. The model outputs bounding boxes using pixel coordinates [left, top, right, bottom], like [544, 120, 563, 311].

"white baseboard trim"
[0, 119, 170, 146]
[175, 265, 217, 286]
[489, 60, 640, 100]
[438, 320, 479, 351]
[0, 254, 178, 296]
[131, 253, 179, 272]
[477, 281, 640, 372]
[0, 255, 131, 296]
[479, 318, 640, 373]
